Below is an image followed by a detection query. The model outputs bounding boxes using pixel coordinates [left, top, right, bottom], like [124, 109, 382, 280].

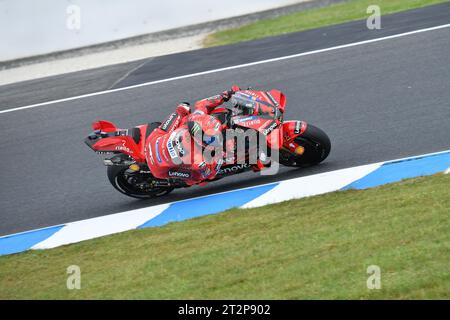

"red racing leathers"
[145, 93, 228, 186]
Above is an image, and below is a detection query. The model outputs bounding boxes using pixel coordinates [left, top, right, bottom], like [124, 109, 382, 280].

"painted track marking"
[1, 23, 450, 115]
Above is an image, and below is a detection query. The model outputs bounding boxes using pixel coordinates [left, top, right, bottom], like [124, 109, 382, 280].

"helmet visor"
[203, 133, 222, 147]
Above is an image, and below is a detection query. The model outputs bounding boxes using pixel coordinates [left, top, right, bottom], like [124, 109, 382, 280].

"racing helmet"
[187, 114, 223, 148]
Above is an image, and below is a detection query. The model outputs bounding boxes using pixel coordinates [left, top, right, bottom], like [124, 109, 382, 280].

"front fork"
[282, 141, 306, 157]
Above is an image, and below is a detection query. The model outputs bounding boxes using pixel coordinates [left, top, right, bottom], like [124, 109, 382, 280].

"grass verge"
[204, 0, 449, 47]
[0, 173, 449, 299]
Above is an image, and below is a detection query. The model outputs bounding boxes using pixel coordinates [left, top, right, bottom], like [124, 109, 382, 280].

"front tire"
[107, 166, 174, 199]
[280, 124, 331, 167]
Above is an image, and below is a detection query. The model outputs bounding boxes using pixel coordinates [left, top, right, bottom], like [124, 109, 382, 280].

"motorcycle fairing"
[237, 89, 286, 112]
[92, 120, 117, 132]
[86, 121, 149, 163]
[281, 120, 309, 153]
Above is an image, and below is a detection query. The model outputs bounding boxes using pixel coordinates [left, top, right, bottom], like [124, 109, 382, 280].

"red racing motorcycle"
[85, 88, 331, 198]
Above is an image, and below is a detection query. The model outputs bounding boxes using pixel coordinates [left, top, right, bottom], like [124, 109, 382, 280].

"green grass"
[204, 0, 449, 47]
[0, 173, 449, 299]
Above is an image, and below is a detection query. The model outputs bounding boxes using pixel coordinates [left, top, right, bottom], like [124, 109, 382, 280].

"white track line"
[1, 23, 450, 115]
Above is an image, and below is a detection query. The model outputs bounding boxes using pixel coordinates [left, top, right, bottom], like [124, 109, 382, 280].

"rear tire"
[107, 166, 174, 199]
[280, 124, 331, 167]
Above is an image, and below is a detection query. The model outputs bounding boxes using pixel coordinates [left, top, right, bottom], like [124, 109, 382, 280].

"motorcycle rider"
[145, 88, 237, 186]
[146, 84, 284, 186]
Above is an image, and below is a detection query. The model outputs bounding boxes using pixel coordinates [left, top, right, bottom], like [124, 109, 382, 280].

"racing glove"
[221, 90, 234, 102]
[176, 102, 191, 116]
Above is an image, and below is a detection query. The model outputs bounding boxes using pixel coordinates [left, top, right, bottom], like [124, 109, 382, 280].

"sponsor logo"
[190, 122, 202, 135]
[115, 141, 133, 154]
[167, 137, 178, 159]
[262, 121, 278, 136]
[155, 138, 162, 163]
[266, 91, 280, 107]
[175, 138, 185, 156]
[242, 119, 261, 127]
[168, 170, 191, 178]
[233, 116, 261, 127]
[160, 113, 177, 132]
[217, 163, 250, 175]
[96, 151, 114, 155]
[294, 121, 306, 135]
[234, 116, 258, 123]
[294, 121, 301, 134]
[245, 91, 260, 98]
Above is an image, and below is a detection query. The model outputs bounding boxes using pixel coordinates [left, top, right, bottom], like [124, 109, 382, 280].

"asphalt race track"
[0, 4, 449, 236]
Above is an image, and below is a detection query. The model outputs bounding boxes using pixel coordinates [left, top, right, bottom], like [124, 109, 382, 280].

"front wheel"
[107, 166, 174, 199]
[280, 124, 331, 167]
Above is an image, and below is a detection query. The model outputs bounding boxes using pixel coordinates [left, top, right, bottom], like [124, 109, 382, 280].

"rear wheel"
[107, 166, 174, 199]
[280, 124, 331, 167]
